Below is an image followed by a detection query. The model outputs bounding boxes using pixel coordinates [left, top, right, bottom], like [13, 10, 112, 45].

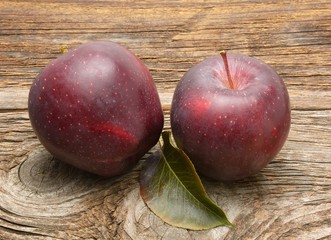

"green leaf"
[140, 131, 233, 230]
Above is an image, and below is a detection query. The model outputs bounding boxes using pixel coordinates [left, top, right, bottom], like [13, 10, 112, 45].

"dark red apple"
[28, 41, 164, 177]
[171, 52, 290, 181]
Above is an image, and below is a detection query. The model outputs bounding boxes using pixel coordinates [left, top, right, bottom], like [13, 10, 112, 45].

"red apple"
[29, 41, 164, 177]
[171, 52, 291, 181]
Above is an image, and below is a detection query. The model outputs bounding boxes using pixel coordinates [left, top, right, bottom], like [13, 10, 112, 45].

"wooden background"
[0, 1, 330, 239]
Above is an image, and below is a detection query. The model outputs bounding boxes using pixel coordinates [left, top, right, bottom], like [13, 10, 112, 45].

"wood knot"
[18, 146, 98, 196]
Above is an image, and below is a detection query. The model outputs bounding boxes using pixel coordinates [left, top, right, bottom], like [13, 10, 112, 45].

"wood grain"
[0, 0, 330, 239]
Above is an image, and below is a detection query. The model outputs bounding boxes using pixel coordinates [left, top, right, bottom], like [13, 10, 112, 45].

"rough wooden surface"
[0, 1, 330, 239]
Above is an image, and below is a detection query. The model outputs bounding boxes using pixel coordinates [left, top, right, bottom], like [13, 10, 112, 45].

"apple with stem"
[171, 52, 291, 181]
[29, 41, 164, 177]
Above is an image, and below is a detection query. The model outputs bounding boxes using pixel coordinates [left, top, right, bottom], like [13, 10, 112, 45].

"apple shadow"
[200, 169, 272, 204]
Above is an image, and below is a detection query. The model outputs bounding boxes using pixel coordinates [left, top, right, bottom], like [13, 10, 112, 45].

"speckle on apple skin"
[29, 41, 164, 177]
[171, 53, 291, 181]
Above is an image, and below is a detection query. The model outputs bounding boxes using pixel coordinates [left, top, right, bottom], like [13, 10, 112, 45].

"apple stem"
[61, 45, 68, 54]
[220, 51, 234, 89]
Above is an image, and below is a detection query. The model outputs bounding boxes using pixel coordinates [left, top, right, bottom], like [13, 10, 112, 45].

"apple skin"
[171, 53, 291, 181]
[28, 41, 164, 177]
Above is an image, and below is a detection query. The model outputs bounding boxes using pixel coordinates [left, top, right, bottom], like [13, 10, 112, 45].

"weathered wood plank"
[0, 109, 330, 239]
[0, 0, 330, 239]
[1, 1, 330, 90]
